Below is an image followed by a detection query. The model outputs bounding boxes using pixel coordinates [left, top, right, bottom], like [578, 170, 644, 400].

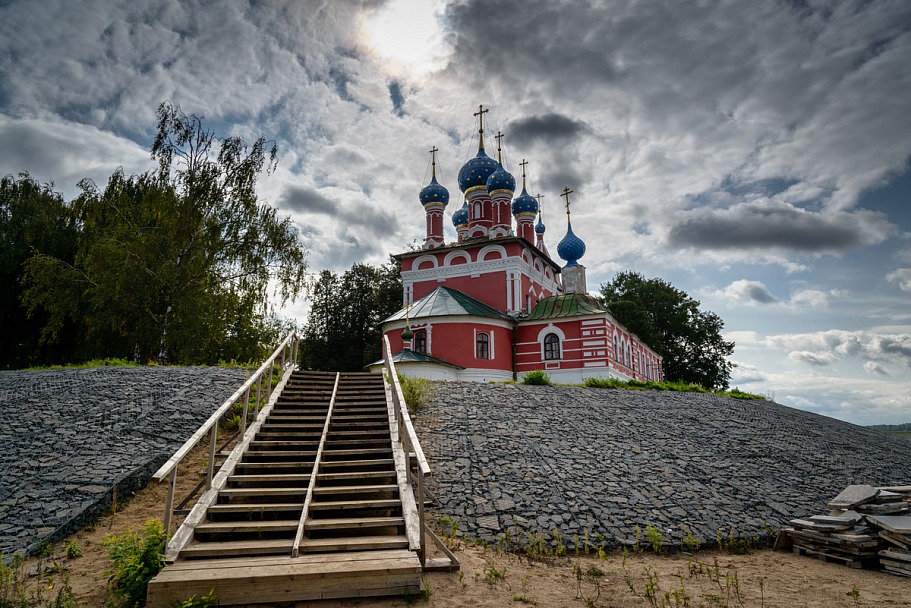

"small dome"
[458, 147, 499, 193]
[419, 175, 449, 207]
[535, 214, 546, 234]
[557, 220, 586, 266]
[486, 162, 516, 195]
[452, 200, 469, 228]
[401, 325, 414, 342]
[511, 187, 539, 216]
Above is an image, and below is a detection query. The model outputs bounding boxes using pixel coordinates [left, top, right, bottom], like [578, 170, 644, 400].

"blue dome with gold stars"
[486, 162, 515, 195]
[557, 220, 586, 266]
[458, 147, 499, 193]
[512, 187, 539, 216]
[452, 200, 469, 227]
[419, 175, 449, 207]
[535, 213, 546, 234]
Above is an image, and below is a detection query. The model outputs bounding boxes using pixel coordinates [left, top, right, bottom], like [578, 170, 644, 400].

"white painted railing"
[153, 332, 299, 538]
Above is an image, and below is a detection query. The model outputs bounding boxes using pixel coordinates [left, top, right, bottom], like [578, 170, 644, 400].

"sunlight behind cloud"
[362, 0, 447, 76]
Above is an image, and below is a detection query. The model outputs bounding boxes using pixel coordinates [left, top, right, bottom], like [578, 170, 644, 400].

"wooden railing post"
[206, 423, 217, 490]
[240, 385, 251, 436]
[163, 468, 177, 537]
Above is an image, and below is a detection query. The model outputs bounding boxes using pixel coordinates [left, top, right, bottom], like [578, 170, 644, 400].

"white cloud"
[765, 329, 911, 368]
[864, 361, 889, 376]
[886, 268, 911, 292]
[787, 351, 837, 367]
[710, 280, 779, 306]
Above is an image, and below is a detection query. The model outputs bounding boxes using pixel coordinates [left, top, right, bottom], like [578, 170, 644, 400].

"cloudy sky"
[2, 0, 909, 425]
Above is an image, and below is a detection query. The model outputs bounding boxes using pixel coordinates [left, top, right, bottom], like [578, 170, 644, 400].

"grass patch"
[582, 376, 764, 399]
[398, 373, 431, 413]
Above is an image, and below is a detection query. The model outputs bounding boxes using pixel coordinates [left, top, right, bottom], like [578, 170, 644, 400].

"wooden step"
[297, 535, 409, 553]
[147, 550, 421, 607]
[305, 516, 403, 531]
[318, 471, 396, 482]
[207, 503, 304, 514]
[322, 448, 391, 457]
[309, 499, 400, 511]
[312, 484, 398, 496]
[180, 538, 294, 558]
[235, 462, 313, 471]
[196, 520, 299, 534]
[319, 458, 395, 469]
[219, 487, 307, 498]
[228, 473, 311, 483]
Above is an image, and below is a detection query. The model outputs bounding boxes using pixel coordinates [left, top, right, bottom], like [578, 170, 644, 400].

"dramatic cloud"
[507, 113, 589, 147]
[667, 199, 895, 254]
[765, 329, 911, 367]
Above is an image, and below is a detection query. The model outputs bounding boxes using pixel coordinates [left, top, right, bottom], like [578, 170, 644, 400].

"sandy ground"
[16, 442, 910, 608]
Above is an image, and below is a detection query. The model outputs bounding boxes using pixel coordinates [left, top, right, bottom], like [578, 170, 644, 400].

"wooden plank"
[219, 487, 308, 497]
[165, 367, 295, 562]
[292, 372, 340, 557]
[180, 539, 294, 557]
[879, 548, 911, 563]
[308, 498, 401, 510]
[879, 530, 911, 550]
[195, 520, 299, 534]
[305, 516, 403, 530]
[298, 535, 410, 552]
[385, 374, 422, 553]
[206, 503, 304, 513]
[318, 471, 396, 481]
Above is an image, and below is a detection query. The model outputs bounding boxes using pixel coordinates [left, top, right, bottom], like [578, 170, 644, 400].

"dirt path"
[15, 446, 909, 608]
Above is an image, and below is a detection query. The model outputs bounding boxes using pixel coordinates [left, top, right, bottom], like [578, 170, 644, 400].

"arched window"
[476, 332, 490, 359]
[544, 333, 561, 360]
[412, 330, 426, 354]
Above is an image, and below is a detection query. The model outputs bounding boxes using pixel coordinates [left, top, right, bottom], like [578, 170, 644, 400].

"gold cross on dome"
[562, 187, 574, 217]
[537, 193, 544, 220]
[429, 146, 439, 178]
[494, 131, 504, 163]
[473, 104, 489, 148]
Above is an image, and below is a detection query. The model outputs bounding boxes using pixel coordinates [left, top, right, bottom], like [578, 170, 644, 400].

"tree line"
[1, 103, 307, 368]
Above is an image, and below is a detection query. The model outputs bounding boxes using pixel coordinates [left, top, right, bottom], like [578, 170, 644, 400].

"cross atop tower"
[473, 104, 489, 148]
[520, 158, 529, 190]
[494, 130, 504, 163]
[536, 192, 544, 215]
[429, 146, 439, 178]
[562, 187, 574, 218]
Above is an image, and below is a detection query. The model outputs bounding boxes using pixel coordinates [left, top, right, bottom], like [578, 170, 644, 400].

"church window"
[544, 333, 561, 360]
[412, 330, 426, 354]
[476, 332, 490, 359]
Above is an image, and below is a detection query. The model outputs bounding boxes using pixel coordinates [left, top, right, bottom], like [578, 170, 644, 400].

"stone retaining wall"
[416, 382, 911, 549]
[0, 367, 247, 559]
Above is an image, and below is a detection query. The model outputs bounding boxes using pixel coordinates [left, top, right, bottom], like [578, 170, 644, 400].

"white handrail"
[383, 334, 431, 563]
[154, 331, 298, 536]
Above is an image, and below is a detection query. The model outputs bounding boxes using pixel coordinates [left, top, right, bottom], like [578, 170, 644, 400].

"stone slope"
[0, 367, 247, 558]
[416, 382, 911, 548]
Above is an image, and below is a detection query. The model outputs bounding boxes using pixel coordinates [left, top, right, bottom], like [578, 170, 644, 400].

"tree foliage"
[0, 173, 79, 367]
[301, 259, 402, 372]
[15, 102, 306, 365]
[599, 271, 735, 390]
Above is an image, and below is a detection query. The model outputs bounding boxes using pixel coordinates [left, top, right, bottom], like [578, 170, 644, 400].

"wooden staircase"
[146, 371, 423, 606]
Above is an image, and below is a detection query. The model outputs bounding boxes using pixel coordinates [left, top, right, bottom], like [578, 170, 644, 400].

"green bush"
[522, 370, 551, 385]
[398, 373, 430, 413]
[104, 519, 166, 607]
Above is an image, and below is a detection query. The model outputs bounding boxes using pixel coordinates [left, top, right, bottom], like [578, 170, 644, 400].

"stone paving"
[0, 367, 246, 559]
[416, 382, 911, 549]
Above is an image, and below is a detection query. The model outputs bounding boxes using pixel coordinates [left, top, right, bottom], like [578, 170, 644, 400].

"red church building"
[370, 107, 662, 384]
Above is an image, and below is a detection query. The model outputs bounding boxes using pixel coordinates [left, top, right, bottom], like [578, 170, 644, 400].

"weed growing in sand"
[104, 519, 166, 607]
[849, 584, 861, 607]
[645, 525, 664, 554]
[483, 562, 508, 587]
[175, 590, 218, 607]
[64, 541, 82, 560]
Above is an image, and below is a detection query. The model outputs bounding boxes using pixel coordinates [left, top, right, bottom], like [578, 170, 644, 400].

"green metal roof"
[366, 349, 464, 369]
[526, 293, 607, 320]
[383, 286, 511, 323]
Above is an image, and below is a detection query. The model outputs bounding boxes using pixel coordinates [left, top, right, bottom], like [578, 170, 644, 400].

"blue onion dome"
[458, 147, 499, 193]
[486, 161, 516, 196]
[557, 220, 586, 266]
[452, 200, 469, 228]
[512, 187, 539, 216]
[535, 213, 546, 234]
[419, 175, 449, 207]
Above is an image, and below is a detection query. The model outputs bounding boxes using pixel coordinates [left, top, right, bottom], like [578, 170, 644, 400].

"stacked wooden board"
[780, 484, 911, 576]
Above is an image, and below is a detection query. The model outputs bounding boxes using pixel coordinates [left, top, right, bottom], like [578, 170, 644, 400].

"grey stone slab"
[828, 484, 879, 509]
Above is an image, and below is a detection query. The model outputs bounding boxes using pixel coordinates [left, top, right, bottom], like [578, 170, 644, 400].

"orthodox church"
[370, 106, 662, 383]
